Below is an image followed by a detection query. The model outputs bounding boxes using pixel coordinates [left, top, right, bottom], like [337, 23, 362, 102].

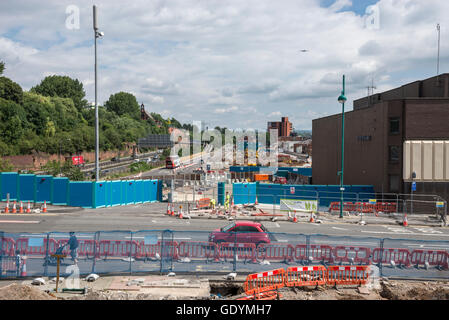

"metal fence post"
[379, 238, 384, 277]
[44, 233, 50, 277]
[306, 235, 310, 264]
[129, 231, 133, 275]
[92, 231, 99, 274]
[233, 231, 237, 273]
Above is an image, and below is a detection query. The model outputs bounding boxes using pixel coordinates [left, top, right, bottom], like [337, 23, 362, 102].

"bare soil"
[0, 283, 57, 300]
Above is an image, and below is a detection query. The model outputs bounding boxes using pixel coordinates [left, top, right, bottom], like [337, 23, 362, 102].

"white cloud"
[1, 0, 449, 130]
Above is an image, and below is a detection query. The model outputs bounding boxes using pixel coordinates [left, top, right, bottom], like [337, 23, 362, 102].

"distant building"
[312, 73, 449, 201]
[140, 103, 150, 121]
[267, 117, 292, 137]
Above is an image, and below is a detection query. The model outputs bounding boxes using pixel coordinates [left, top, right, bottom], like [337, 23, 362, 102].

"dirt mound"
[0, 283, 57, 300]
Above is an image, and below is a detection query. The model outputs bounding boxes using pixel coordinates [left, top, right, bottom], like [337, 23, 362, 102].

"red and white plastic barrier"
[372, 248, 411, 267]
[294, 244, 335, 264]
[218, 242, 257, 263]
[177, 241, 218, 261]
[410, 249, 448, 269]
[333, 246, 371, 265]
[256, 243, 294, 262]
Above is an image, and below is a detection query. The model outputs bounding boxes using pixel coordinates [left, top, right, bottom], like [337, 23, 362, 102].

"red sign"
[72, 156, 85, 165]
[290, 187, 295, 194]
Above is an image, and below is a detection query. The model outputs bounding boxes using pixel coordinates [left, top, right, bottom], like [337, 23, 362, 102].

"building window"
[389, 118, 400, 134]
[389, 175, 400, 193]
[389, 146, 400, 162]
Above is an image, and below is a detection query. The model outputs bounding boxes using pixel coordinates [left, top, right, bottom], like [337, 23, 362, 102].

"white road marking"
[0, 220, 40, 224]
[413, 227, 443, 234]
[361, 230, 449, 237]
[332, 227, 348, 231]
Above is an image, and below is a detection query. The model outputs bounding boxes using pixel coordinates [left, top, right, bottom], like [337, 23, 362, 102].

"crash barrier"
[0, 172, 161, 208]
[256, 243, 294, 263]
[326, 265, 370, 286]
[97, 240, 139, 259]
[237, 290, 282, 300]
[329, 201, 397, 214]
[196, 198, 211, 209]
[1, 238, 15, 256]
[284, 265, 327, 287]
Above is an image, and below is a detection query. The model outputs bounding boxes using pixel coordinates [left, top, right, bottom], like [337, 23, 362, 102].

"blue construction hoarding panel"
[232, 182, 257, 204]
[110, 180, 122, 207]
[18, 174, 36, 202]
[135, 180, 143, 204]
[0, 172, 18, 201]
[149, 180, 158, 202]
[156, 180, 163, 202]
[68, 181, 94, 208]
[52, 177, 69, 205]
[94, 181, 107, 208]
[35, 175, 53, 203]
[125, 180, 135, 205]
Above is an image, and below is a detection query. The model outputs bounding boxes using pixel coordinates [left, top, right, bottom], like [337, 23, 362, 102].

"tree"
[31, 75, 88, 111]
[0, 61, 4, 75]
[105, 92, 140, 120]
[0, 77, 23, 104]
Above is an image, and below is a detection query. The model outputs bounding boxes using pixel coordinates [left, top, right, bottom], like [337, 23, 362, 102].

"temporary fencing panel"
[333, 246, 371, 265]
[243, 268, 285, 295]
[177, 241, 218, 261]
[1, 256, 18, 277]
[0, 172, 18, 201]
[294, 244, 334, 264]
[18, 174, 36, 202]
[52, 177, 69, 205]
[218, 242, 257, 263]
[35, 175, 53, 203]
[232, 183, 257, 204]
[68, 181, 94, 208]
[284, 265, 327, 287]
[410, 250, 448, 269]
[125, 181, 135, 205]
[327, 265, 370, 286]
[256, 243, 294, 263]
[372, 248, 411, 268]
[149, 180, 158, 202]
[1, 237, 16, 256]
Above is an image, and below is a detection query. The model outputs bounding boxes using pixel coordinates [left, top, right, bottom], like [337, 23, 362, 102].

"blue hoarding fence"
[0, 172, 160, 209]
[1, 230, 448, 280]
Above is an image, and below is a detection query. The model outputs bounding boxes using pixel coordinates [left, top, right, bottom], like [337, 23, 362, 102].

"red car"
[208, 221, 276, 246]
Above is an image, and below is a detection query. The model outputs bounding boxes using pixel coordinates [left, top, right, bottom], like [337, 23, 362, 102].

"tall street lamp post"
[338, 75, 347, 219]
[93, 5, 104, 181]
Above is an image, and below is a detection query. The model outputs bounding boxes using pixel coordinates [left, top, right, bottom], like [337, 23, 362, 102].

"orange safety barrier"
[177, 241, 218, 262]
[256, 243, 294, 263]
[294, 244, 335, 264]
[236, 290, 281, 300]
[58, 239, 98, 258]
[371, 248, 411, 268]
[135, 241, 161, 260]
[326, 265, 370, 286]
[196, 198, 211, 209]
[218, 242, 257, 263]
[329, 201, 397, 214]
[97, 240, 139, 259]
[284, 265, 327, 287]
[243, 268, 285, 296]
[333, 246, 371, 265]
[15, 238, 58, 256]
[1, 237, 16, 256]
[410, 249, 448, 270]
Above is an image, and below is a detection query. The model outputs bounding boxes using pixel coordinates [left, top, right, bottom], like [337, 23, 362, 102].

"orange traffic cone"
[26, 202, 31, 213]
[309, 211, 315, 223]
[4, 200, 9, 213]
[255, 196, 259, 205]
[166, 203, 170, 215]
[171, 204, 175, 216]
[12, 201, 17, 213]
[19, 201, 23, 213]
[179, 206, 183, 219]
[20, 256, 27, 277]
[293, 212, 298, 223]
[42, 201, 47, 213]
[403, 213, 408, 227]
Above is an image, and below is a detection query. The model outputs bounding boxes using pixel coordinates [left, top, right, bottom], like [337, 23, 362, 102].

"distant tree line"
[0, 61, 187, 157]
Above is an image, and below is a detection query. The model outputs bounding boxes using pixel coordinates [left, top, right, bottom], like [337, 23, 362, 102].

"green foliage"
[0, 61, 4, 75]
[0, 77, 23, 104]
[40, 160, 84, 181]
[105, 92, 140, 120]
[0, 158, 14, 171]
[129, 161, 151, 173]
[31, 75, 88, 111]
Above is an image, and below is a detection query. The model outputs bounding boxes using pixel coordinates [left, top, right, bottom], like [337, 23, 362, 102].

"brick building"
[267, 117, 293, 137]
[312, 74, 449, 200]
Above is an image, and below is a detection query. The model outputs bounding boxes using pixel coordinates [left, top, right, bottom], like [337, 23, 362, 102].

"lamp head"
[338, 91, 347, 104]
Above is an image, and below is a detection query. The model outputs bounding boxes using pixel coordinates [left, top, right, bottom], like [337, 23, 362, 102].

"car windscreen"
[259, 224, 268, 232]
[221, 222, 235, 232]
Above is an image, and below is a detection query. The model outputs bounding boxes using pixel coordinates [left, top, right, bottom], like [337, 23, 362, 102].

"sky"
[0, 0, 448, 131]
